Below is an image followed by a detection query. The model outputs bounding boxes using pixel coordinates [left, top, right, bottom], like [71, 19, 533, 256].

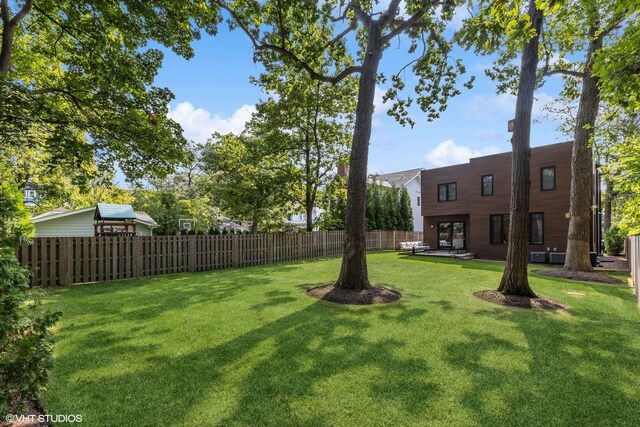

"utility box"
[549, 252, 566, 264]
[530, 252, 548, 263]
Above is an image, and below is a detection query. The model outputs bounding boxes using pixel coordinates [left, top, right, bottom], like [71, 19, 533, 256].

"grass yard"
[42, 253, 640, 426]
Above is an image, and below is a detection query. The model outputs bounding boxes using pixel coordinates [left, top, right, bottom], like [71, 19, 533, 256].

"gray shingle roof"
[372, 168, 423, 187]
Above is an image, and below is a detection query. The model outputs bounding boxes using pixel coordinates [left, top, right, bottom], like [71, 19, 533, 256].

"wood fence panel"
[18, 230, 418, 286]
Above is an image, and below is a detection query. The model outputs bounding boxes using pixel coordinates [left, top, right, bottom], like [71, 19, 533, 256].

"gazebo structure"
[94, 203, 138, 236]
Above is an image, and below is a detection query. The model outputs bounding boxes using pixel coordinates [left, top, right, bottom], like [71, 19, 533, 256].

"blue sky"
[154, 6, 569, 177]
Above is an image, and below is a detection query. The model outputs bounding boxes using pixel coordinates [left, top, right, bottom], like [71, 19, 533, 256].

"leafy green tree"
[249, 60, 356, 231]
[536, 0, 633, 271]
[201, 133, 298, 234]
[215, 0, 472, 290]
[133, 190, 183, 235]
[0, 165, 59, 415]
[399, 187, 413, 231]
[593, 1, 640, 114]
[604, 225, 625, 255]
[319, 174, 348, 230]
[0, 1, 214, 183]
[459, 0, 545, 297]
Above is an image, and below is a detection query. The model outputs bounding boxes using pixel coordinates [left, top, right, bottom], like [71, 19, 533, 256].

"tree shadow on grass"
[50, 263, 308, 334]
[47, 294, 439, 426]
[444, 307, 640, 426]
[400, 254, 507, 273]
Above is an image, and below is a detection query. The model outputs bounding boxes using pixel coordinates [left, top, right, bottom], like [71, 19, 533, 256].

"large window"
[438, 182, 457, 202]
[481, 174, 493, 196]
[490, 214, 509, 244]
[541, 166, 556, 191]
[529, 213, 544, 245]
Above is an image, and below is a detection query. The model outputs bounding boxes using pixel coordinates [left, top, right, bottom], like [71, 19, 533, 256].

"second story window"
[438, 182, 457, 202]
[541, 166, 556, 191]
[481, 174, 493, 196]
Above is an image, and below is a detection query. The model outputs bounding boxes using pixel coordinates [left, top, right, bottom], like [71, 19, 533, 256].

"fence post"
[58, 238, 68, 285]
[132, 237, 142, 277]
[298, 233, 303, 260]
[322, 231, 327, 257]
[188, 236, 197, 272]
[232, 235, 239, 268]
[393, 230, 396, 250]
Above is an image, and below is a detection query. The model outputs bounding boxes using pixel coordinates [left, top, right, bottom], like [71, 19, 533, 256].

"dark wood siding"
[421, 163, 470, 216]
[421, 142, 577, 260]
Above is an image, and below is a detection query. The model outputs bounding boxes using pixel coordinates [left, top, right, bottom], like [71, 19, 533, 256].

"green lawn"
[43, 253, 640, 426]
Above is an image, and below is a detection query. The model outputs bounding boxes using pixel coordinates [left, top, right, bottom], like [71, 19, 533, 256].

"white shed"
[31, 205, 159, 237]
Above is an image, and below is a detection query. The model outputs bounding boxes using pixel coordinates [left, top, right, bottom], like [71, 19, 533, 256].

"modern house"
[31, 204, 159, 237]
[372, 168, 424, 231]
[421, 141, 598, 259]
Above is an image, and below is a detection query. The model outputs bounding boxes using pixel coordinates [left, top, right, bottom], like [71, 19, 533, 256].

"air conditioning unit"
[530, 252, 548, 263]
[549, 252, 566, 264]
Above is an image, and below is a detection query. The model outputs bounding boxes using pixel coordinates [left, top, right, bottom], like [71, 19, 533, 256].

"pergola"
[94, 203, 137, 236]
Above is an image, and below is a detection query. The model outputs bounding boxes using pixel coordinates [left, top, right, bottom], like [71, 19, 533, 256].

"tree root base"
[474, 290, 566, 311]
[307, 283, 401, 305]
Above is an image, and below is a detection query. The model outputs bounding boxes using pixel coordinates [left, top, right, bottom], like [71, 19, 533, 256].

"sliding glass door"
[437, 221, 466, 250]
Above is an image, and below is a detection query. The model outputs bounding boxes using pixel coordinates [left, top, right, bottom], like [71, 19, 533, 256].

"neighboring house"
[31, 204, 159, 237]
[371, 168, 424, 231]
[421, 141, 599, 259]
[23, 182, 39, 208]
[220, 221, 250, 233]
[285, 206, 326, 230]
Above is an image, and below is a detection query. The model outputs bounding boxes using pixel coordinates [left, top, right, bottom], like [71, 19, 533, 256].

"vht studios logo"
[5, 413, 83, 423]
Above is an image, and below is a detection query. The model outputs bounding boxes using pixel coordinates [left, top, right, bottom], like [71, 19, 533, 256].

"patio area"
[410, 250, 475, 260]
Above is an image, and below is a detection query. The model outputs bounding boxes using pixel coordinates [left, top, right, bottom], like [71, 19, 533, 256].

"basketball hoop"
[179, 218, 196, 233]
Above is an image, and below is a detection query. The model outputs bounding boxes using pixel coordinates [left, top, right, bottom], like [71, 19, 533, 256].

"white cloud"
[167, 102, 256, 142]
[467, 92, 556, 120]
[425, 139, 502, 168]
[373, 86, 390, 116]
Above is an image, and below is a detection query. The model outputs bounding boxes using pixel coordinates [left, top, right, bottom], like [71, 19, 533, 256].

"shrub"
[604, 225, 626, 255]
[0, 171, 60, 415]
[0, 249, 61, 415]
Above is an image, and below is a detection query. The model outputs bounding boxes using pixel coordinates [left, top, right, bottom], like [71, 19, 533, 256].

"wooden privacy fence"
[18, 230, 423, 286]
[628, 235, 640, 305]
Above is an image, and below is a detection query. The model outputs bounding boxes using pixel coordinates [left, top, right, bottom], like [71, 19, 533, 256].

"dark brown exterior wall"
[421, 163, 470, 215]
[422, 141, 575, 260]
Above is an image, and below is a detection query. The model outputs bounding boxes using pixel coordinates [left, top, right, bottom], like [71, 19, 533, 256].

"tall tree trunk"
[305, 136, 313, 232]
[0, 18, 16, 74]
[564, 25, 603, 272]
[602, 175, 613, 233]
[334, 22, 383, 291]
[0, 0, 33, 74]
[498, 1, 543, 297]
[250, 214, 259, 234]
[306, 204, 313, 232]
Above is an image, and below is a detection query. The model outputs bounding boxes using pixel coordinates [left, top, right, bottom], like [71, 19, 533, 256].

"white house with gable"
[31, 204, 159, 237]
[371, 168, 424, 232]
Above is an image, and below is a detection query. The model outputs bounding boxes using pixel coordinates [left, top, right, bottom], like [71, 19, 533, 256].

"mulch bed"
[306, 284, 401, 304]
[534, 269, 625, 285]
[474, 290, 566, 311]
[0, 401, 48, 427]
